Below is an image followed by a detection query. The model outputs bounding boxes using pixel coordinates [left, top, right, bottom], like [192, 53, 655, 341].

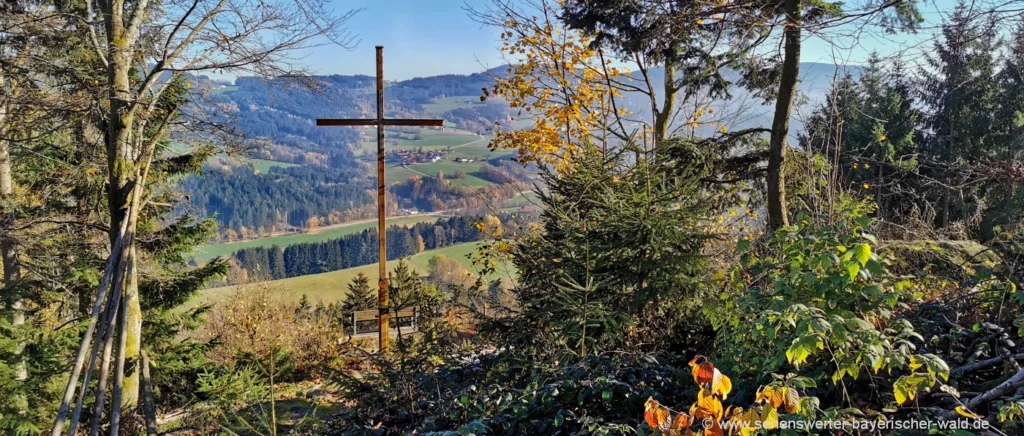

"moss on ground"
[880, 239, 1002, 281]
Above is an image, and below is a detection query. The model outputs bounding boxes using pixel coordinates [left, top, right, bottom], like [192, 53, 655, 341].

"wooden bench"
[351, 307, 417, 336]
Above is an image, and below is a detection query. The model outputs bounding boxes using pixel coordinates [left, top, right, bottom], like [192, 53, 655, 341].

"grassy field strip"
[385, 163, 425, 183]
[422, 96, 481, 114]
[193, 241, 518, 306]
[499, 190, 542, 211]
[192, 215, 442, 262]
[356, 128, 481, 156]
[251, 158, 299, 173]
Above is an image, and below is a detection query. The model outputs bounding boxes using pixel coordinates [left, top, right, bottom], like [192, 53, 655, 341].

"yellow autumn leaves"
[490, 7, 621, 173]
[643, 357, 808, 436]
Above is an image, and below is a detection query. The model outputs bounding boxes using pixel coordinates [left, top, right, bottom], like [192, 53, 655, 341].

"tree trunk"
[0, 69, 28, 394]
[767, 0, 802, 232]
[140, 350, 158, 435]
[105, 1, 143, 408]
[122, 246, 141, 408]
[652, 62, 676, 154]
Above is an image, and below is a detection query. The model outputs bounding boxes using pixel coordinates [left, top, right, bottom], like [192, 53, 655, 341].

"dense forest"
[179, 165, 374, 235]
[182, 163, 527, 235]
[4, 0, 1024, 435]
[233, 215, 486, 280]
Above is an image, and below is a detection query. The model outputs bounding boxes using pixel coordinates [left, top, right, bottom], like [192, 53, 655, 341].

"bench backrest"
[352, 308, 416, 322]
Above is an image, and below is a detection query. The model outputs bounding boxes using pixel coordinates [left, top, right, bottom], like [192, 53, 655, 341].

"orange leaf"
[694, 389, 724, 420]
[670, 412, 692, 432]
[759, 386, 786, 409]
[694, 362, 716, 384]
[644, 397, 661, 428]
[704, 418, 725, 436]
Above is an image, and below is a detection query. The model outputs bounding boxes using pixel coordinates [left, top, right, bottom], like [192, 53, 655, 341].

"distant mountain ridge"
[620, 62, 862, 135]
[196, 61, 860, 161]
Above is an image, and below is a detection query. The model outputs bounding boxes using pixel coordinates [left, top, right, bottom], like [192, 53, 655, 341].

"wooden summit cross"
[316, 46, 443, 352]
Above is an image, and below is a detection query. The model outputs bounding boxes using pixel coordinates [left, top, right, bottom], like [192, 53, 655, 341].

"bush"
[327, 352, 697, 435]
[710, 210, 954, 420]
[203, 283, 349, 380]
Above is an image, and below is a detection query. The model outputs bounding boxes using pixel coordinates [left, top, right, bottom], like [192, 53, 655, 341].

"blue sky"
[298, 0, 504, 80]
[296, 0, 963, 80]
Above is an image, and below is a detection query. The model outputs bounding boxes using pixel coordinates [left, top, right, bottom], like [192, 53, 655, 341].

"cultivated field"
[422, 95, 483, 114]
[413, 161, 493, 187]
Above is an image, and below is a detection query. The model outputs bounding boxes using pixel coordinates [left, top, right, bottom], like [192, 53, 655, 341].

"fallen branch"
[964, 367, 1024, 411]
[951, 354, 1024, 377]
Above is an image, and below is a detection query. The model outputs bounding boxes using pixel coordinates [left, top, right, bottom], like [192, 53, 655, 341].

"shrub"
[642, 356, 818, 436]
[710, 210, 952, 418]
[203, 283, 348, 380]
[327, 352, 697, 435]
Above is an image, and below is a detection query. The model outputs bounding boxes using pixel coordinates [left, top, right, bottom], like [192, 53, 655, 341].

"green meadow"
[251, 159, 299, 173]
[193, 241, 516, 306]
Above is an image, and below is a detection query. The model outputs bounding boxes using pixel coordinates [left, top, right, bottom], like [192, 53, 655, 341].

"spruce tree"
[494, 141, 717, 357]
[982, 23, 1024, 236]
[388, 259, 424, 308]
[339, 273, 375, 331]
[921, 3, 1000, 228]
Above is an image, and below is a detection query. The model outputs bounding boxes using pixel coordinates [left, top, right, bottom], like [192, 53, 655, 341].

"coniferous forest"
[4, 0, 1024, 435]
[233, 216, 485, 280]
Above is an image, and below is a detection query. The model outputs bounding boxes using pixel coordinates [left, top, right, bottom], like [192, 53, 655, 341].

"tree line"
[232, 215, 485, 280]
[800, 10, 1024, 239]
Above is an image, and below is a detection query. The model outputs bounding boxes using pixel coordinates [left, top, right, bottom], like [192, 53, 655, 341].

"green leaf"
[846, 262, 860, 280]
[786, 335, 823, 367]
[809, 318, 832, 333]
[865, 259, 884, 275]
[853, 243, 871, 267]
[845, 318, 874, 331]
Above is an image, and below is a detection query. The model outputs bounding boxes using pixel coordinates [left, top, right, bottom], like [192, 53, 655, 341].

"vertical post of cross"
[375, 46, 390, 353]
[315, 46, 442, 353]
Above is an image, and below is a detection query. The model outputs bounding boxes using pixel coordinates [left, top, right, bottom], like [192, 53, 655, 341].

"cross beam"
[316, 46, 443, 353]
[316, 119, 444, 127]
